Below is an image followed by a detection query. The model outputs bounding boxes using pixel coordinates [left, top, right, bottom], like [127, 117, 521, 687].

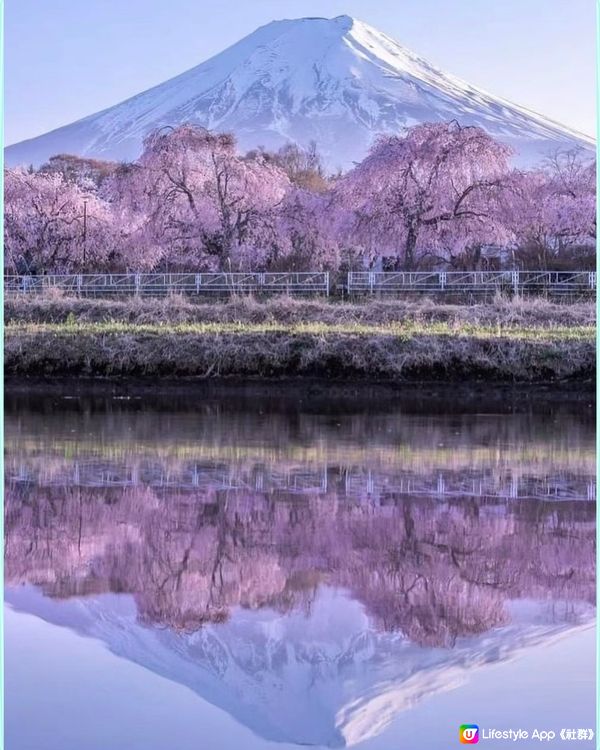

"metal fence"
[346, 270, 597, 296]
[4, 271, 330, 296]
[4, 270, 596, 298]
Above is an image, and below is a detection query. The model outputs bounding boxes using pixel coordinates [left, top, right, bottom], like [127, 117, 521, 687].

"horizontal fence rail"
[8, 461, 596, 503]
[7, 461, 596, 501]
[347, 270, 597, 295]
[4, 272, 330, 296]
[4, 270, 595, 297]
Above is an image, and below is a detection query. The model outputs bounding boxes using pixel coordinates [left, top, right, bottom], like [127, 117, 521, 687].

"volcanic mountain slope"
[6, 15, 594, 170]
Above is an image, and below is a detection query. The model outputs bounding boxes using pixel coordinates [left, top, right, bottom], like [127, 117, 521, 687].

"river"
[4, 385, 596, 749]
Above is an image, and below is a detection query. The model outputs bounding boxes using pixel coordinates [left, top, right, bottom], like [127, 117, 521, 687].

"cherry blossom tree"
[39, 154, 119, 191]
[4, 168, 114, 273]
[101, 162, 165, 270]
[335, 122, 513, 270]
[500, 150, 596, 267]
[249, 141, 329, 192]
[134, 125, 292, 270]
[545, 148, 596, 245]
[4, 123, 596, 275]
[275, 187, 341, 270]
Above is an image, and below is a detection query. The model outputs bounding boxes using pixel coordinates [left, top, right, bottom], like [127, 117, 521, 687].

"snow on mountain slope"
[5, 16, 594, 170]
[5, 585, 595, 748]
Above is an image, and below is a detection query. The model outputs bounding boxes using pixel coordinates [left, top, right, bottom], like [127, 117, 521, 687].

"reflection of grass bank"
[7, 445, 595, 481]
[5, 295, 595, 382]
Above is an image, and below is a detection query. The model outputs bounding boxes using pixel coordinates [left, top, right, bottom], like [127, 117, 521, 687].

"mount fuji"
[5, 15, 594, 170]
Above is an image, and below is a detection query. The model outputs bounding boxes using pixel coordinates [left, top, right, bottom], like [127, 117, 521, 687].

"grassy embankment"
[5, 293, 595, 382]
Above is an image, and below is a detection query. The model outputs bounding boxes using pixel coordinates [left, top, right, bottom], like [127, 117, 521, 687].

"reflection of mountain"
[5, 586, 594, 748]
[5, 485, 595, 746]
[4, 390, 596, 747]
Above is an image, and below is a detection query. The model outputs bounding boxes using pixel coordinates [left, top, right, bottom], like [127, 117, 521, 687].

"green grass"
[6, 436, 594, 474]
[6, 319, 594, 341]
[5, 294, 595, 382]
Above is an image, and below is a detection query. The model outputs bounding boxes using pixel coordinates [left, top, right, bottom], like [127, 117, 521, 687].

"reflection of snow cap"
[5, 585, 595, 748]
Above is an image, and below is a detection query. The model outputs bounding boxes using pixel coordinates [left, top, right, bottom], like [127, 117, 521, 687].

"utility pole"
[83, 199, 88, 269]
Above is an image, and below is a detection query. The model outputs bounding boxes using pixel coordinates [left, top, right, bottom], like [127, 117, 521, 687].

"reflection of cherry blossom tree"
[5, 483, 594, 645]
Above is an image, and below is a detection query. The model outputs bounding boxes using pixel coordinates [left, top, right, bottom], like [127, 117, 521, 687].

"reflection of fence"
[347, 270, 596, 296]
[4, 272, 330, 296]
[8, 460, 596, 503]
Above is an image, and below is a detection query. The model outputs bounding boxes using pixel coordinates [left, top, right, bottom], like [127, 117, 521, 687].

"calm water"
[4, 387, 596, 750]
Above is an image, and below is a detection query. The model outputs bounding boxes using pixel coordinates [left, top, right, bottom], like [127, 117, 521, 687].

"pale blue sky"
[6, 0, 596, 145]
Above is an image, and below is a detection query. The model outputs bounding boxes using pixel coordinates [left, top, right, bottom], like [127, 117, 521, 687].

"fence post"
[589, 271, 596, 290]
[325, 272, 330, 297]
[135, 273, 141, 296]
[77, 274, 83, 295]
[439, 272, 446, 291]
[512, 270, 520, 296]
[369, 271, 375, 294]
[195, 274, 201, 294]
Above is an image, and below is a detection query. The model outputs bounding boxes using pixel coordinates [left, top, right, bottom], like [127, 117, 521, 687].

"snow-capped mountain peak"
[5, 15, 594, 170]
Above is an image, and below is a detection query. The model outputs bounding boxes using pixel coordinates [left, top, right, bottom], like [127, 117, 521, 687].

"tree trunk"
[403, 225, 418, 271]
